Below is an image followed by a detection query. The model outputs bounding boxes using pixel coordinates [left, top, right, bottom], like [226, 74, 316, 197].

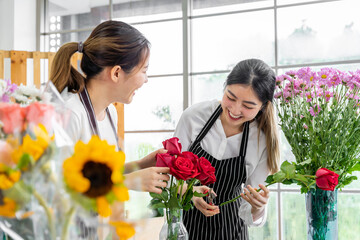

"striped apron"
[184, 104, 250, 240]
[76, 87, 120, 239]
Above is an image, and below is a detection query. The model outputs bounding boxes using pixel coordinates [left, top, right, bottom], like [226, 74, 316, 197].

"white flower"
[0, 79, 7, 97]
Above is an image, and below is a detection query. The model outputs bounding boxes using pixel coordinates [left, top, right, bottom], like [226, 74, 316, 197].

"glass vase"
[305, 188, 338, 240]
[159, 209, 188, 240]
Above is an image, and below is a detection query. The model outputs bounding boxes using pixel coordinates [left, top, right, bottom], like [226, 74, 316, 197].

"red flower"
[162, 137, 182, 155]
[156, 153, 175, 168]
[315, 168, 339, 191]
[169, 156, 199, 181]
[202, 173, 216, 186]
[197, 157, 216, 185]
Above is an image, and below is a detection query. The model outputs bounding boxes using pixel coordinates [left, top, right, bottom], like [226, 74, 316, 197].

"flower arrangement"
[0, 82, 134, 240]
[149, 137, 216, 239]
[0, 102, 57, 239]
[263, 67, 360, 192]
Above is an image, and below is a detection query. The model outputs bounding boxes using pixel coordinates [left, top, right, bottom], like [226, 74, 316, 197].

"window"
[42, 0, 360, 238]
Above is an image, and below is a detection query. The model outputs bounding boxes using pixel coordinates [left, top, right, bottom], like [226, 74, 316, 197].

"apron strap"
[79, 87, 120, 150]
[190, 103, 250, 158]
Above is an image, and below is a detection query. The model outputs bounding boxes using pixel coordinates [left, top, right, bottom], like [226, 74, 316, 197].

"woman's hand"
[124, 167, 170, 194]
[241, 184, 269, 221]
[192, 186, 219, 217]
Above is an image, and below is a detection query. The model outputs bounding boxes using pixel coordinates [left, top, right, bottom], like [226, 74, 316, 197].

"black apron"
[184, 104, 250, 240]
[78, 87, 120, 150]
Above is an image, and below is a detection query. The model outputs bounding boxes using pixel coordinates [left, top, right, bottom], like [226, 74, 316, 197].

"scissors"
[207, 188, 216, 205]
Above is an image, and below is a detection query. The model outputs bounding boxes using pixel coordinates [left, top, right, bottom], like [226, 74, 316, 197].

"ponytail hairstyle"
[50, 20, 150, 93]
[225, 59, 280, 174]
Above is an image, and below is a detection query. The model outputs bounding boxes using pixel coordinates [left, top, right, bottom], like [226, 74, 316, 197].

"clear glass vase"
[159, 209, 188, 240]
[305, 188, 338, 240]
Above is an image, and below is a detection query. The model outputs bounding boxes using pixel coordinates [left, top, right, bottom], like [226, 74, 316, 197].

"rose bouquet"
[149, 137, 216, 240]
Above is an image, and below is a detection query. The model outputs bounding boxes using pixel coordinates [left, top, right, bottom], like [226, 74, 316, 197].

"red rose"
[196, 157, 216, 185]
[156, 153, 175, 168]
[315, 168, 339, 191]
[162, 137, 182, 155]
[202, 173, 216, 186]
[169, 156, 199, 181]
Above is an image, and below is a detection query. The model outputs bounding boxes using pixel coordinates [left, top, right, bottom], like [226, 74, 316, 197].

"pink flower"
[305, 92, 314, 102]
[303, 124, 308, 130]
[309, 105, 321, 117]
[324, 91, 333, 102]
[26, 102, 54, 131]
[0, 102, 25, 134]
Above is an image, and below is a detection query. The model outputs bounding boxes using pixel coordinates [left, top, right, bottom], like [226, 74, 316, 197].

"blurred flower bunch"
[0, 81, 133, 240]
[266, 68, 360, 193]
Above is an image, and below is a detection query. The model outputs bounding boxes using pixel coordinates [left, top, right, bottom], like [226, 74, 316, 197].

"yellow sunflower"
[109, 221, 136, 240]
[0, 163, 21, 190]
[11, 124, 53, 165]
[63, 136, 129, 217]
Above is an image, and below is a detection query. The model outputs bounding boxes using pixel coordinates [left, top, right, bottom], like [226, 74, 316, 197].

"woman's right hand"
[124, 167, 170, 194]
[192, 186, 220, 217]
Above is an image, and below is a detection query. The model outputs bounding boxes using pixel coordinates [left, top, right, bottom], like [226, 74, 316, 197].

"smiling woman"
[48, 20, 171, 238]
[174, 59, 280, 240]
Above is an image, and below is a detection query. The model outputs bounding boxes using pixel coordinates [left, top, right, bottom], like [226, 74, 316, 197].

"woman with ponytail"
[174, 59, 280, 239]
[51, 20, 170, 195]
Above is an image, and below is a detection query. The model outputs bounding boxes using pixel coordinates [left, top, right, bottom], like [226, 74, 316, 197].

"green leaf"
[17, 153, 34, 170]
[150, 190, 167, 201]
[265, 175, 275, 184]
[149, 202, 166, 209]
[182, 191, 193, 206]
[273, 172, 286, 183]
[193, 191, 207, 198]
[168, 195, 181, 210]
[349, 162, 360, 173]
[183, 203, 192, 211]
[280, 161, 296, 178]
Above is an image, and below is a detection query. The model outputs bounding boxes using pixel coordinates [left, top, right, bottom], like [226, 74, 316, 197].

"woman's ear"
[110, 65, 123, 83]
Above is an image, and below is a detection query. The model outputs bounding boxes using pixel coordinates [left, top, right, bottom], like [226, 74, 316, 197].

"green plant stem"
[219, 184, 272, 207]
[61, 206, 75, 240]
[181, 179, 196, 205]
[33, 190, 55, 240]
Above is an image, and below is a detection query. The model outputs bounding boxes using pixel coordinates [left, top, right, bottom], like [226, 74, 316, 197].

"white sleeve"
[64, 110, 82, 145]
[173, 111, 192, 151]
[239, 148, 269, 227]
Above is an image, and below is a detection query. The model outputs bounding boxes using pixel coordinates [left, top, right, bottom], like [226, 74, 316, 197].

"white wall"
[0, 0, 37, 51]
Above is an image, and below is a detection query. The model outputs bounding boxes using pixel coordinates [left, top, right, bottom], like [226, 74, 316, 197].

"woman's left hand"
[241, 184, 269, 220]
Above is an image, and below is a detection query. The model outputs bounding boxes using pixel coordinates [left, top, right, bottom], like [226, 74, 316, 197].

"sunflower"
[11, 124, 53, 165]
[109, 221, 136, 240]
[0, 190, 17, 218]
[0, 163, 21, 190]
[63, 136, 129, 217]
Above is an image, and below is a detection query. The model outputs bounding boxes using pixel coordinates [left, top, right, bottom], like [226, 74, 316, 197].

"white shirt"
[61, 89, 118, 147]
[174, 99, 268, 227]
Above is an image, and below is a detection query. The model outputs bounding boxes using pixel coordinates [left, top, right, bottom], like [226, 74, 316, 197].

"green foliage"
[273, 68, 360, 192]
